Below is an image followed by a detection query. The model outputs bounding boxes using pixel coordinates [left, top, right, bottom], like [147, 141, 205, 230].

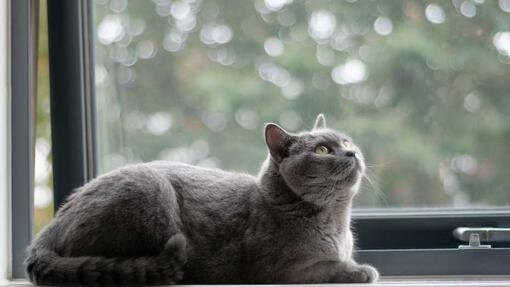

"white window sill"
[2, 277, 510, 287]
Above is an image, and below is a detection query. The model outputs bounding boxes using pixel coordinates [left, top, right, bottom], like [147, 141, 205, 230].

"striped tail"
[24, 234, 187, 286]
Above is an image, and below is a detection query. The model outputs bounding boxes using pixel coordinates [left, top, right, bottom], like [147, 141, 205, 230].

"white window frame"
[0, 0, 12, 281]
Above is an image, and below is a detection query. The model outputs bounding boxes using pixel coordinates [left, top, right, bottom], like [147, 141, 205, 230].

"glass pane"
[92, 0, 510, 208]
[35, 0, 54, 233]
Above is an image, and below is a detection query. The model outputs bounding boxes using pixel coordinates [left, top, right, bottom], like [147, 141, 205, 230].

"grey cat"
[25, 114, 379, 285]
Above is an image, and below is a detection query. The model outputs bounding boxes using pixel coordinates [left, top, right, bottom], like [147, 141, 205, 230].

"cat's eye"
[314, 145, 329, 154]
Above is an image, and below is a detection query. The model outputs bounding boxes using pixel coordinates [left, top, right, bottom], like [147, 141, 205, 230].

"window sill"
[2, 277, 510, 287]
[378, 276, 510, 286]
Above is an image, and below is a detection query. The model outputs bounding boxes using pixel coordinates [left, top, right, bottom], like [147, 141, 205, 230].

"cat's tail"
[24, 233, 187, 286]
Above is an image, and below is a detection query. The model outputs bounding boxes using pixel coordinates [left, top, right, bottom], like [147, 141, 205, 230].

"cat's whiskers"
[331, 161, 352, 178]
[364, 160, 389, 169]
[362, 170, 388, 204]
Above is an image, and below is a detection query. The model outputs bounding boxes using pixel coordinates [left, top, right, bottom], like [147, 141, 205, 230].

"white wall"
[0, 0, 12, 281]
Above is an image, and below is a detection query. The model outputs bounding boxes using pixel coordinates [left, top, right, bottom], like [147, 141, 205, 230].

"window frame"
[354, 210, 510, 275]
[10, 0, 38, 279]
[47, 0, 97, 211]
[14, 0, 508, 280]
[1, 0, 10, 280]
[7, 0, 97, 280]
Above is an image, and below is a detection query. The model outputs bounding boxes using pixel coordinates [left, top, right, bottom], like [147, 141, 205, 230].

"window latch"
[453, 227, 510, 249]
[457, 233, 491, 249]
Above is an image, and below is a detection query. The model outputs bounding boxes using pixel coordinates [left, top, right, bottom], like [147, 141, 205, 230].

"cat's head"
[264, 114, 365, 205]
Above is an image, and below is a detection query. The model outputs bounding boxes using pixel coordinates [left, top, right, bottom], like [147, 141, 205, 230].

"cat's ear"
[313, 113, 326, 130]
[264, 123, 294, 163]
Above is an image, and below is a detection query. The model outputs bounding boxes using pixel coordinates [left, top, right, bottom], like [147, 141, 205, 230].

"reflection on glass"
[93, 0, 510, 208]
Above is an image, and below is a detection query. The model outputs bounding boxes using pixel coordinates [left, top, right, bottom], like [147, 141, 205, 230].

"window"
[7, 0, 510, 281]
[92, 0, 510, 209]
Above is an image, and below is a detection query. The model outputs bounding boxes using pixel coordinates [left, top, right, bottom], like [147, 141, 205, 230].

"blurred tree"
[87, 0, 510, 211]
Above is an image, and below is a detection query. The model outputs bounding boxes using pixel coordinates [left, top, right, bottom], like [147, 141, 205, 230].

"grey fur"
[25, 114, 379, 285]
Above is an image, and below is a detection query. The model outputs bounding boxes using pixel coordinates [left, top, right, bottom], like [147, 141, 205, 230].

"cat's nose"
[345, 151, 355, 157]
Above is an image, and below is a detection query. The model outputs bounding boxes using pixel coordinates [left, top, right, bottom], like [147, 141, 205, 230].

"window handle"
[453, 227, 510, 243]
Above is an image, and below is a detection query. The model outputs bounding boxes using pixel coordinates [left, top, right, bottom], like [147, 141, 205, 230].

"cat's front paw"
[356, 264, 379, 283]
[331, 262, 379, 283]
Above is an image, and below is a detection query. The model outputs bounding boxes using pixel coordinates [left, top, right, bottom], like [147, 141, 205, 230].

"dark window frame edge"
[47, 0, 97, 212]
[354, 213, 510, 250]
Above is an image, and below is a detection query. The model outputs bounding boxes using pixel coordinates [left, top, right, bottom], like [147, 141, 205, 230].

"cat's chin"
[344, 157, 365, 181]
[335, 167, 362, 193]
[354, 155, 366, 175]
[336, 159, 359, 179]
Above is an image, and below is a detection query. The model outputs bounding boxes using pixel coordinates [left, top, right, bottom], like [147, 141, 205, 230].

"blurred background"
[35, 0, 510, 233]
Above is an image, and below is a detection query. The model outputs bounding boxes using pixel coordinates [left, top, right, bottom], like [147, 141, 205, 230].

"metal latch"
[457, 233, 491, 249]
[453, 227, 510, 249]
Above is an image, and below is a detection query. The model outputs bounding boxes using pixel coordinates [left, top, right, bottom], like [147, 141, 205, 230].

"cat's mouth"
[335, 157, 363, 183]
[333, 158, 357, 179]
[332, 163, 360, 188]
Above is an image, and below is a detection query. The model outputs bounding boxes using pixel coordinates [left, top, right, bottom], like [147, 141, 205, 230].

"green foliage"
[88, 0, 510, 208]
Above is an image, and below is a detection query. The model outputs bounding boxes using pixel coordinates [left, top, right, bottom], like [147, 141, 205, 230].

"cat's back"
[149, 161, 258, 198]
[149, 160, 256, 239]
